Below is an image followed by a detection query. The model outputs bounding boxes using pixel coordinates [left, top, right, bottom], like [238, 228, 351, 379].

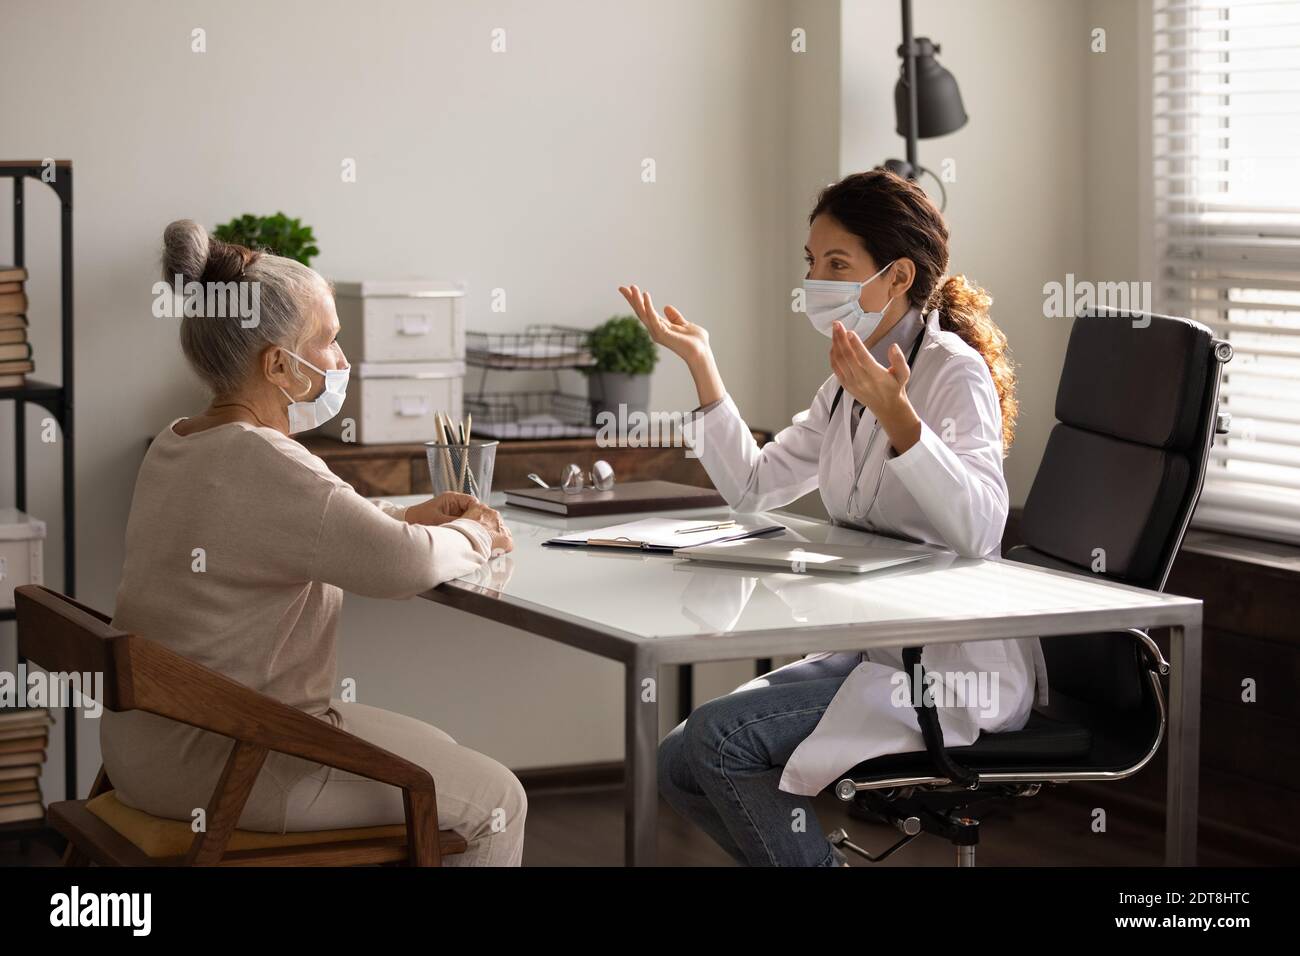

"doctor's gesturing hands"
[618, 283, 923, 457]
[829, 319, 923, 455]
[619, 284, 726, 408]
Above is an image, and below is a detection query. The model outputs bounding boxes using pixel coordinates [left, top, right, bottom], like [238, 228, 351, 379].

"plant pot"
[588, 371, 651, 423]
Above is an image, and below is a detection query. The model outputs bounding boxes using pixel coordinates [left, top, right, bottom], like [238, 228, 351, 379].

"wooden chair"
[14, 584, 467, 866]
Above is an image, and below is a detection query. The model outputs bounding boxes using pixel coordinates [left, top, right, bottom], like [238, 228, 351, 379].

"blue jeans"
[658, 653, 861, 867]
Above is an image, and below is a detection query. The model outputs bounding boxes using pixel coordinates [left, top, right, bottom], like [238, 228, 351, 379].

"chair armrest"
[901, 646, 979, 788]
[899, 630, 1165, 790]
[1118, 627, 1170, 675]
[114, 635, 435, 793]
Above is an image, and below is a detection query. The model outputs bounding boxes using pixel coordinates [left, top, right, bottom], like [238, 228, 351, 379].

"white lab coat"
[682, 306, 1050, 796]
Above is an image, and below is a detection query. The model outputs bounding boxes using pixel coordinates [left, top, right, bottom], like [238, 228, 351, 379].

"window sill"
[1180, 529, 1300, 577]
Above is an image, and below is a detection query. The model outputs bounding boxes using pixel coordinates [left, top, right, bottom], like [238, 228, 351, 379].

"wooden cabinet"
[299, 429, 774, 499]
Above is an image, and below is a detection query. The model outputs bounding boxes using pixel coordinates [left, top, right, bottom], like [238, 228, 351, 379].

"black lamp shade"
[894, 37, 967, 139]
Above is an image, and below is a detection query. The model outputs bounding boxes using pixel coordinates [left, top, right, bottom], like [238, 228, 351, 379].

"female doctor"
[618, 168, 1047, 867]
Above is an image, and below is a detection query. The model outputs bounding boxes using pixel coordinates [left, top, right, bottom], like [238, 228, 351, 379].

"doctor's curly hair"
[809, 169, 1018, 453]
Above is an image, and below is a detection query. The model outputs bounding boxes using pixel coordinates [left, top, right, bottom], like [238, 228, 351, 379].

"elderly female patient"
[100, 220, 525, 865]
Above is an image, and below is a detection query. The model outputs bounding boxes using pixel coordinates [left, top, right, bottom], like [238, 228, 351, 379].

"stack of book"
[0, 264, 33, 387]
[0, 706, 52, 825]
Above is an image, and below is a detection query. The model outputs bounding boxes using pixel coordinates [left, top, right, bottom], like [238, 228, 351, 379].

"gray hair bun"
[162, 218, 260, 285]
[161, 219, 211, 285]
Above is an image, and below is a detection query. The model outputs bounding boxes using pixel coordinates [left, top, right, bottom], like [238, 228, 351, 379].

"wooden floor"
[518, 783, 1218, 867]
[0, 784, 1264, 867]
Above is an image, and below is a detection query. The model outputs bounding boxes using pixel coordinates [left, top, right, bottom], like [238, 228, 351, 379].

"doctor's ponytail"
[809, 169, 1018, 453]
[930, 274, 1017, 452]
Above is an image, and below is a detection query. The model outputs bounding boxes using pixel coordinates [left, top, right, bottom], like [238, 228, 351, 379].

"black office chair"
[826, 308, 1232, 866]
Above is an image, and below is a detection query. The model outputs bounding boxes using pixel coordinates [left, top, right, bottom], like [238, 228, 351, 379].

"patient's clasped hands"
[405, 492, 514, 555]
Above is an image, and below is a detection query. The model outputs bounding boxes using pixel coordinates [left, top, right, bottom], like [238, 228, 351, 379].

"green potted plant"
[583, 315, 659, 422]
[213, 212, 320, 266]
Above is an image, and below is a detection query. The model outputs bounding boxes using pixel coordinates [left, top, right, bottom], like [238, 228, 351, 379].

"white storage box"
[0, 508, 46, 610]
[332, 279, 465, 363]
[320, 360, 465, 445]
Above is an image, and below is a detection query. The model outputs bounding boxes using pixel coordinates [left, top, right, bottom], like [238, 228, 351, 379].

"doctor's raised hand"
[829, 318, 923, 455]
[618, 284, 726, 407]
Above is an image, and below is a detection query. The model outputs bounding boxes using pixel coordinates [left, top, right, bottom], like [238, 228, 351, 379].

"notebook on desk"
[505, 480, 725, 517]
[544, 516, 786, 553]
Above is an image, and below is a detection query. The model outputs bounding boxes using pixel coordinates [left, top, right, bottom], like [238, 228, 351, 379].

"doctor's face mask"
[802, 210, 904, 340]
[802, 259, 896, 340]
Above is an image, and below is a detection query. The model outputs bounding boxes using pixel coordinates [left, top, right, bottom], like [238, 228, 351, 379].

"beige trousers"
[277, 700, 527, 866]
[105, 699, 526, 866]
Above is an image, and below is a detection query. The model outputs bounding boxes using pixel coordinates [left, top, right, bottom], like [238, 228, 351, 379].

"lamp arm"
[916, 164, 949, 212]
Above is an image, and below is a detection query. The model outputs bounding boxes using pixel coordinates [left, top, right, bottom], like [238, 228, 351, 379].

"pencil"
[463, 413, 479, 497]
[457, 415, 470, 493]
[444, 415, 459, 491]
[436, 412, 456, 490]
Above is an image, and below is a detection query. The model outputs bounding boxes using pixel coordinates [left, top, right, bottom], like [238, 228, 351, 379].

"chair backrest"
[13, 584, 432, 792]
[14, 583, 256, 727]
[13, 585, 127, 711]
[1006, 309, 1230, 707]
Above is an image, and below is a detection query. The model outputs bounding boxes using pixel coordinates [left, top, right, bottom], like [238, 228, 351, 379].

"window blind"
[1153, 0, 1300, 544]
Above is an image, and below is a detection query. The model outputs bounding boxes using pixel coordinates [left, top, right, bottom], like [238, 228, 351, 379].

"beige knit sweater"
[100, 418, 493, 828]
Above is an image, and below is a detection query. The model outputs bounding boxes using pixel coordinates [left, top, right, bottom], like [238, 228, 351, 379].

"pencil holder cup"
[425, 439, 498, 500]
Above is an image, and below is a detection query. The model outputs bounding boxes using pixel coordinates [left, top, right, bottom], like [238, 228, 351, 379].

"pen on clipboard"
[674, 520, 739, 534]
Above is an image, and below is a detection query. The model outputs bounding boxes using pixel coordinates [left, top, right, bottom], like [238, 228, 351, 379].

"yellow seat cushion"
[86, 791, 408, 859]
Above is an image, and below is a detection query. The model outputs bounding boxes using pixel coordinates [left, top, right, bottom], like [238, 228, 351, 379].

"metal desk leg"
[677, 664, 693, 724]
[625, 648, 659, 866]
[1165, 621, 1202, 866]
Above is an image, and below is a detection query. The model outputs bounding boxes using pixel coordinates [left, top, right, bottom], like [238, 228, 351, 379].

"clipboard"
[544, 516, 788, 553]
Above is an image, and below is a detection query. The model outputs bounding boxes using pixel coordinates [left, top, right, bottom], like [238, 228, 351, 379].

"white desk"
[390, 494, 1203, 867]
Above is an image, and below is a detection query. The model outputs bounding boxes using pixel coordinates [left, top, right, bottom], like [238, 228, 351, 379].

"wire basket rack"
[464, 390, 597, 439]
[465, 324, 596, 370]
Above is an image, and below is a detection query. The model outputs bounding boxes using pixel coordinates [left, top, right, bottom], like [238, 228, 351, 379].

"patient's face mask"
[277, 348, 349, 434]
[803, 259, 896, 339]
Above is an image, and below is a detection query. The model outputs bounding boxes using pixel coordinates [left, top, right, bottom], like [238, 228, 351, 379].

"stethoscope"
[832, 322, 927, 527]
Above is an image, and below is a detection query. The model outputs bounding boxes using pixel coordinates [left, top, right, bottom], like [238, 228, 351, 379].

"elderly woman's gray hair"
[162, 219, 329, 397]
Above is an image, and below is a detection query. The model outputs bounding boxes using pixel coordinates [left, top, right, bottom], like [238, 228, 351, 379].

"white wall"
[0, 0, 1138, 801]
[0, 0, 800, 797]
[779, 0, 846, 522]
[1085, 0, 1145, 286]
